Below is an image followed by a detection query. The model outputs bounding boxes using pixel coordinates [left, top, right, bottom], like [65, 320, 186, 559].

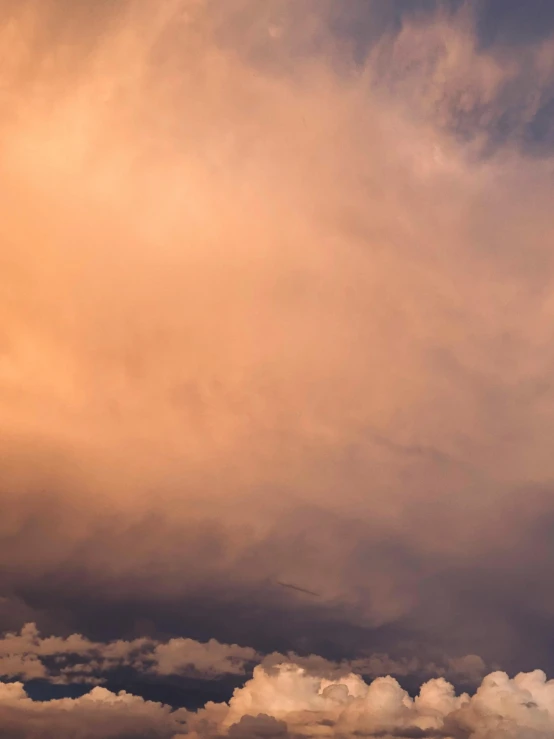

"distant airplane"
[276, 580, 320, 597]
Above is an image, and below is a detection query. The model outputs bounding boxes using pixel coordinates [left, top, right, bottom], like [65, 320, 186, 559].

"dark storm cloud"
[476, 0, 554, 48]
[3, 5, 554, 730]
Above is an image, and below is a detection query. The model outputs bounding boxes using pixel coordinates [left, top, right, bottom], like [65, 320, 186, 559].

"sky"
[2, 0, 554, 736]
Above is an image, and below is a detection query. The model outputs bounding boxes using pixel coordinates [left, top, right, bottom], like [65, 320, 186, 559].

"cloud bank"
[0, 624, 485, 689]
[2, 662, 554, 739]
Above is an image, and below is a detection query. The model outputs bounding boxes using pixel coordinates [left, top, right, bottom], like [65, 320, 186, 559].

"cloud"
[227, 714, 288, 739]
[260, 652, 487, 688]
[153, 638, 260, 679]
[0, 624, 259, 683]
[191, 663, 554, 739]
[2, 0, 554, 675]
[366, 3, 554, 155]
[0, 680, 188, 738]
[2, 662, 554, 739]
[0, 624, 485, 690]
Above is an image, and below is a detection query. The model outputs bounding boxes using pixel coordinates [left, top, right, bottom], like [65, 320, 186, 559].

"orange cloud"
[0, 661, 552, 739]
[1, 0, 554, 667]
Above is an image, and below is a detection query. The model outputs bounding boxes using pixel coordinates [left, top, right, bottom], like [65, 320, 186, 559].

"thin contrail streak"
[277, 580, 320, 597]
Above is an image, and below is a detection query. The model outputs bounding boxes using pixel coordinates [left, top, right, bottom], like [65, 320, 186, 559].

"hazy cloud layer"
[2, 0, 554, 689]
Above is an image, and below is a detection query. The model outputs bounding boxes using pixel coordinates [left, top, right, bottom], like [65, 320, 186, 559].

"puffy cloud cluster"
[191, 664, 554, 739]
[0, 624, 259, 684]
[2, 663, 553, 739]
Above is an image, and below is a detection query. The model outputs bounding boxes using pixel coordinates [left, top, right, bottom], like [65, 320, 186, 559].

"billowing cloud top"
[2, 1, 554, 735]
[2, 661, 554, 739]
